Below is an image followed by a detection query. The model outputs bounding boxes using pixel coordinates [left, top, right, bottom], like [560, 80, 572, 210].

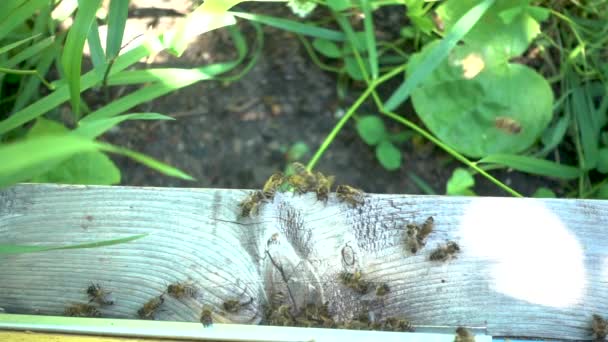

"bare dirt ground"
[100, 0, 558, 196]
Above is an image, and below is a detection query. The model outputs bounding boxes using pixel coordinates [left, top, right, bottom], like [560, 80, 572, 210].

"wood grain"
[1, 183, 606, 340]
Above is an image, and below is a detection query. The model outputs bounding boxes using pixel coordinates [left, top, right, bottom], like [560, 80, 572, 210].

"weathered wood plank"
[0, 184, 606, 340]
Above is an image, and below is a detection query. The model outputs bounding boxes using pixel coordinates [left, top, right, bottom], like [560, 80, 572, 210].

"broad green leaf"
[532, 187, 556, 198]
[356, 115, 386, 145]
[384, 0, 496, 111]
[31, 151, 121, 185]
[231, 11, 345, 41]
[409, 43, 553, 157]
[437, 0, 545, 59]
[61, 0, 102, 117]
[75, 113, 174, 139]
[446, 167, 475, 195]
[376, 140, 401, 171]
[312, 38, 342, 58]
[345, 56, 364, 81]
[0, 234, 147, 255]
[360, 0, 378, 79]
[597, 148, 608, 174]
[106, 0, 129, 59]
[0, 33, 41, 55]
[478, 154, 580, 180]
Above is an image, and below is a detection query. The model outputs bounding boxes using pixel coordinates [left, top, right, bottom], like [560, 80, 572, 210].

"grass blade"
[61, 0, 102, 117]
[0, 33, 41, 55]
[360, 0, 378, 79]
[0, 0, 48, 41]
[231, 11, 345, 41]
[11, 41, 56, 112]
[0, 234, 147, 255]
[384, 0, 496, 111]
[75, 113, 174, 139]
[407, 171, 436, 195]
[87, 20, 105, 70]
[478, 154, 580, 180]
[4, 36, 54, 68]
[106, 0, 129, 59]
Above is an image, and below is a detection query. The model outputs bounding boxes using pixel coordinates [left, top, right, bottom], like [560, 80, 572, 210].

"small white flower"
[287, 0, 317, 18]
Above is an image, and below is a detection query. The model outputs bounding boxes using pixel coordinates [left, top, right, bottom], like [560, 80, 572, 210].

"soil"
[100, 0, 559, 197]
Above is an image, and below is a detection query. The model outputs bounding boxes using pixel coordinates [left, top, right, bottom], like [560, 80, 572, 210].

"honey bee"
[87, 283, 113, 306]
[223, 297, 253, 313]
[375, 283, 390, 296]
[267, 233, 280, 247]
[455, 327, 475, 342]
[314, 172, 335, 202]
[200, 305, 213, 327]
[167, 281, 198, 299]
[382, 317, 414, 332]
[64, 303, 101, 317]
[495, 116, 522, 134]
[269, 290, 286, 308]
[137, 295, 164, 320]
[336, 185, 365, 207]
[592, 314, 607, 341]
[262, 172, 285, 199]
[287, 162, 316, 194]
[238, 190, 265, 217]
[338, 270, 369, 294]
[419, 216, 434, 241]
[429, 241, 460, 262]
[404, 216, 434, 254]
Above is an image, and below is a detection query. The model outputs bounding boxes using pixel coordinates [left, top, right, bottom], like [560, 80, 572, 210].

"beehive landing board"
[0, 184, 606, 340]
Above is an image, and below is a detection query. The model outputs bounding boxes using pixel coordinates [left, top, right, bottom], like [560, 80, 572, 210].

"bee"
[404, 216, 434, 254]
[137, 295, 164, 320]
[269, 290, 286, 308]
[167, 281, 198, 299]
[262, 172, 285, 199]
[375, 283, 390, 296]
[287, 162, 316, 194]
[64, 303, 101, 317]
[338, 270, 369, 294]
[200, 305, 213, 327]
[267, 233, 280, 247]
[495, 116, 522, 134]
[87, 283, 113, 306]
[336, 185, 365, 207]
[382, 317, 414, 332]
[455, 327, 475, 342]
[238, 190, 265, 217]
[429, 241, 460, 262]
[419, 216, 434, 241]
[314, 172, 335, 202]
[223, 297, 253, 313]
[592, 314, 608, 341]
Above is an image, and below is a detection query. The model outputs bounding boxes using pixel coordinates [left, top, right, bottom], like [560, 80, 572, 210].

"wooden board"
[0, 183, 606, 340]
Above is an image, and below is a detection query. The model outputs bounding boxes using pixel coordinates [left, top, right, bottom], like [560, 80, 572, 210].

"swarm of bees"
[375, 283, 390, 297]
[342, 312, 413, 332]
[167, 281, 198, 299]
[87, 283, 114, 305]
[592, 314, 608, 341]
[338, 270, 370, 294]
[404, 216, 435, 254]
[238, 162, 365, 218]
[64, 303, 101, 317]
[455, 327, 475, 342]
[137, 295, 164, 320]
[429, 241, 460, 262]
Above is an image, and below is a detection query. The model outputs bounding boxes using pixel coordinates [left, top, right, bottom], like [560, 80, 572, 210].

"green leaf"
[356, 115, 387, 145]
[0, 33, 42, 55]
[61, 0, 102, 117]
[596, 183, 608, 199]
[31, 151, 121, 185]
[286, 141, 310, 162]
[571, 77, 600, 171]
[106, 0, 129, 59]
[375, 140, 401, 171]
[478, 154, 580, 180]
[231, 11, 345, 41]
[446, 167, 475, 195]
[4, 36, 54, 69]
[345, 56, 364, 81]
[597, 148, 608, 174]
[0, 0, 47, 41]
[409, 43, 554, 157]
[0, 234, 147, 255]
[540, 113, 570, 155]
[312, 38, 342, 58]
[526, 6, 550, 22]
[384, 0, 496, 111]
[360, 0, 378, 79]
[75, 113, 174, 139]
[327, 0, 351, 11]
[87, 20, 105, 70]
[532, 187, 556, 198]
[437, 0, 543, 58]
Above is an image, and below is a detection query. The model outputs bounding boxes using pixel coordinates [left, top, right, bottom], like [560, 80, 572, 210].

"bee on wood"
[314, 172, 335, 203]
[269, 290, 286, 308]
[495, 116, 522, 134]
[336, 184, 365, 207]
[167, 281, 198, 299]
[262, 172, 285, 199]
[238, 190, 265, 217]
[223, 296, 253, 313]
[267, 233, 280, 247]
[64, 303, 101, 317]
[375, 283, 390, 296]
[592, 314, 608, 341]
[455, 327, 475, 342]
[87, 283, 113, 306]
[137, 295, 164, 320]
[382, 316, 414, 332]
[338, 270, 369, 294]
[404, 216, 434, 254]
[200, 305, 213, 327]
[429, 241, 460, 262]
[266, 304, 294, 326]
[287, 162, 316, 194]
